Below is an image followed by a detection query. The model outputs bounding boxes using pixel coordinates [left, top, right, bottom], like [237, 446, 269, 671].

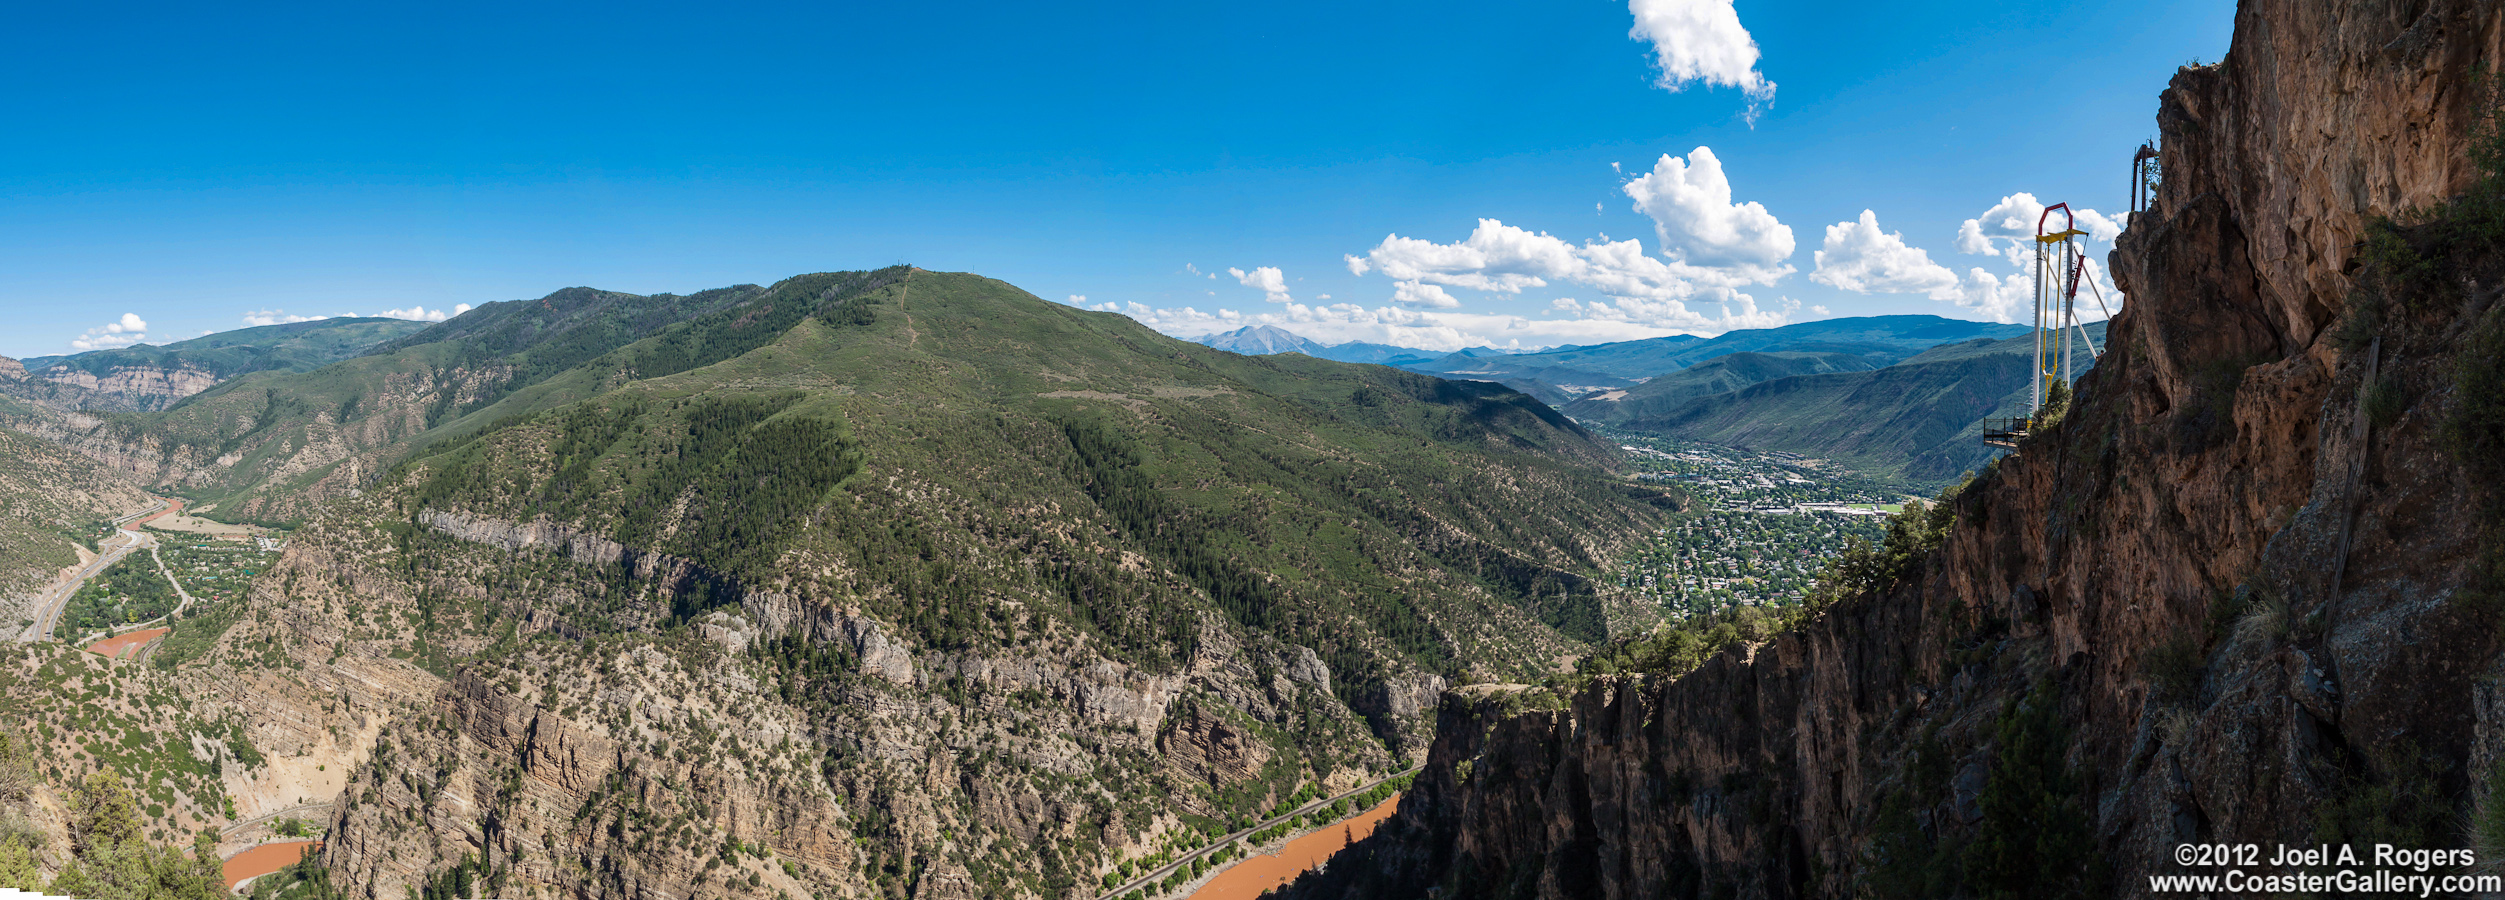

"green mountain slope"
[395, 270, 1664, 676]
[1563, 350, 1879, 419]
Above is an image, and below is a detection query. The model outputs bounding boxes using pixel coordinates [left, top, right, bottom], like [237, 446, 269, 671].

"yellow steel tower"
[1984, 202, 2114, 449]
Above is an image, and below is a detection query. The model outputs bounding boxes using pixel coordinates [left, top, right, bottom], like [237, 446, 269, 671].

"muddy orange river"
[224, 840, 320, 889]
[1187, 795, 1400, 900]
[85, 627, 167, 659]
[133, 498, 182, 527]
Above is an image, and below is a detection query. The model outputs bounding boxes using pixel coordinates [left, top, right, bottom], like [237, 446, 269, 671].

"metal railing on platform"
[1981, 416, 2030, 449]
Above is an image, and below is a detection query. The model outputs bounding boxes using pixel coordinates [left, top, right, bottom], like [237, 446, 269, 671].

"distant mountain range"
[1198, 316, 2028, 404]
[1195, 325, 1445, 367]
[1196, 316, 2099, 485]
[1569, 321, 2112, 484]
[1404, 315, 2029, 386]
[2, 317, 430, 412]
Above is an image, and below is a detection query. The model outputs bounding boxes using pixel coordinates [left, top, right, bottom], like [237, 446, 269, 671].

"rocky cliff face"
[211, 493, 1420, 900]
[20, 363, 223, 411]
[1282, 1, 2505, 897]
[1, 363, 514, 524]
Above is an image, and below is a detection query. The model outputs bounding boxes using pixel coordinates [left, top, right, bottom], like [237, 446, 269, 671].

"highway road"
[19, 497, 175, 643]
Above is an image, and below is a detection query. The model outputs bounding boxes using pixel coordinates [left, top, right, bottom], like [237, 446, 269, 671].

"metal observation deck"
[1981, 416, 2031, 449]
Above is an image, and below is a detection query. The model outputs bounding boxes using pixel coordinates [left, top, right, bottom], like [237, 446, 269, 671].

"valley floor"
[1606, 435, 1932, 618]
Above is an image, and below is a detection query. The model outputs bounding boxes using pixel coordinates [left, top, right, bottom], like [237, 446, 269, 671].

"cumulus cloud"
[377, 304, 472, 323]
[242, 310, 328, 327]
[1228, 266, 1293, 304]
[1622, 146, 1794, 273]
[69, 313, 149, 351]
[1628, 0, 1776, 121]
[1391, 281, 1461, 309]
[1812, 210, 2027, 323]
[1812, 210, 1961, 299]
[1066, 295, 1087, 305]
[1949, 268, 2025, 324]
[1355, 218, 1784, 298]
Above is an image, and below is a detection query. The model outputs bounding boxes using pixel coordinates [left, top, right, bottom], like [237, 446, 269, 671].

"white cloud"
[69, 313, 150, 351]
[1622, 146, 1794, 273]
[1358, 222, 1570, 295]
[1345, 146, 1790, 318]
[1228, 266, 1293, 304]
[1810, 305, 1831, 316]
[1316, 294, 1331, 300]
[1347, 217, 1796, 333]
[242, 310, 329, 327]
[1813, 210, 2028, 323]
[1951, 268, 2025, 324]
[376, 304, 471, 323]
[1953, 218, 1993, 256]
[1628, 0, 1776, 121]
[1067, 294, 1087, 305]
[1358, 219, 1783, 298]
[1391, 281, 1461, 309]
[1811, 210, 1961, 299]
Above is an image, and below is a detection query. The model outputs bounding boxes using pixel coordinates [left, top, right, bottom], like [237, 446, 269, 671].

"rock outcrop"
[22, 362, 223, 411]
[1282, 1, 2505, 897]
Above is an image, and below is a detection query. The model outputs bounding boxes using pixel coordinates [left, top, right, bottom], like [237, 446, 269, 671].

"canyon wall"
[1284, 0, 2505, 896]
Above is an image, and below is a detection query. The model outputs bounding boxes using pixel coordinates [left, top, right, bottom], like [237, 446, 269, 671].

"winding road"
[19, 497, 190, 645]
[221, 801, 336, 840]
[1095, 765, 1421, 900]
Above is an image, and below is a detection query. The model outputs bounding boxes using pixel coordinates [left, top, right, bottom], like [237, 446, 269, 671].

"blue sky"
[0, 1, 2233, 359]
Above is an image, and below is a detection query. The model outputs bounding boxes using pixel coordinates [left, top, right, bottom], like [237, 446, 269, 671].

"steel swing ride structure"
[1982, 202, 2118, 450]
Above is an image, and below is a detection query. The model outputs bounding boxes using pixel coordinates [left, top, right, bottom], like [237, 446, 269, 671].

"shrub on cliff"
[1961, 679, 2103, 898]
[1802, 486, 1959, 610]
